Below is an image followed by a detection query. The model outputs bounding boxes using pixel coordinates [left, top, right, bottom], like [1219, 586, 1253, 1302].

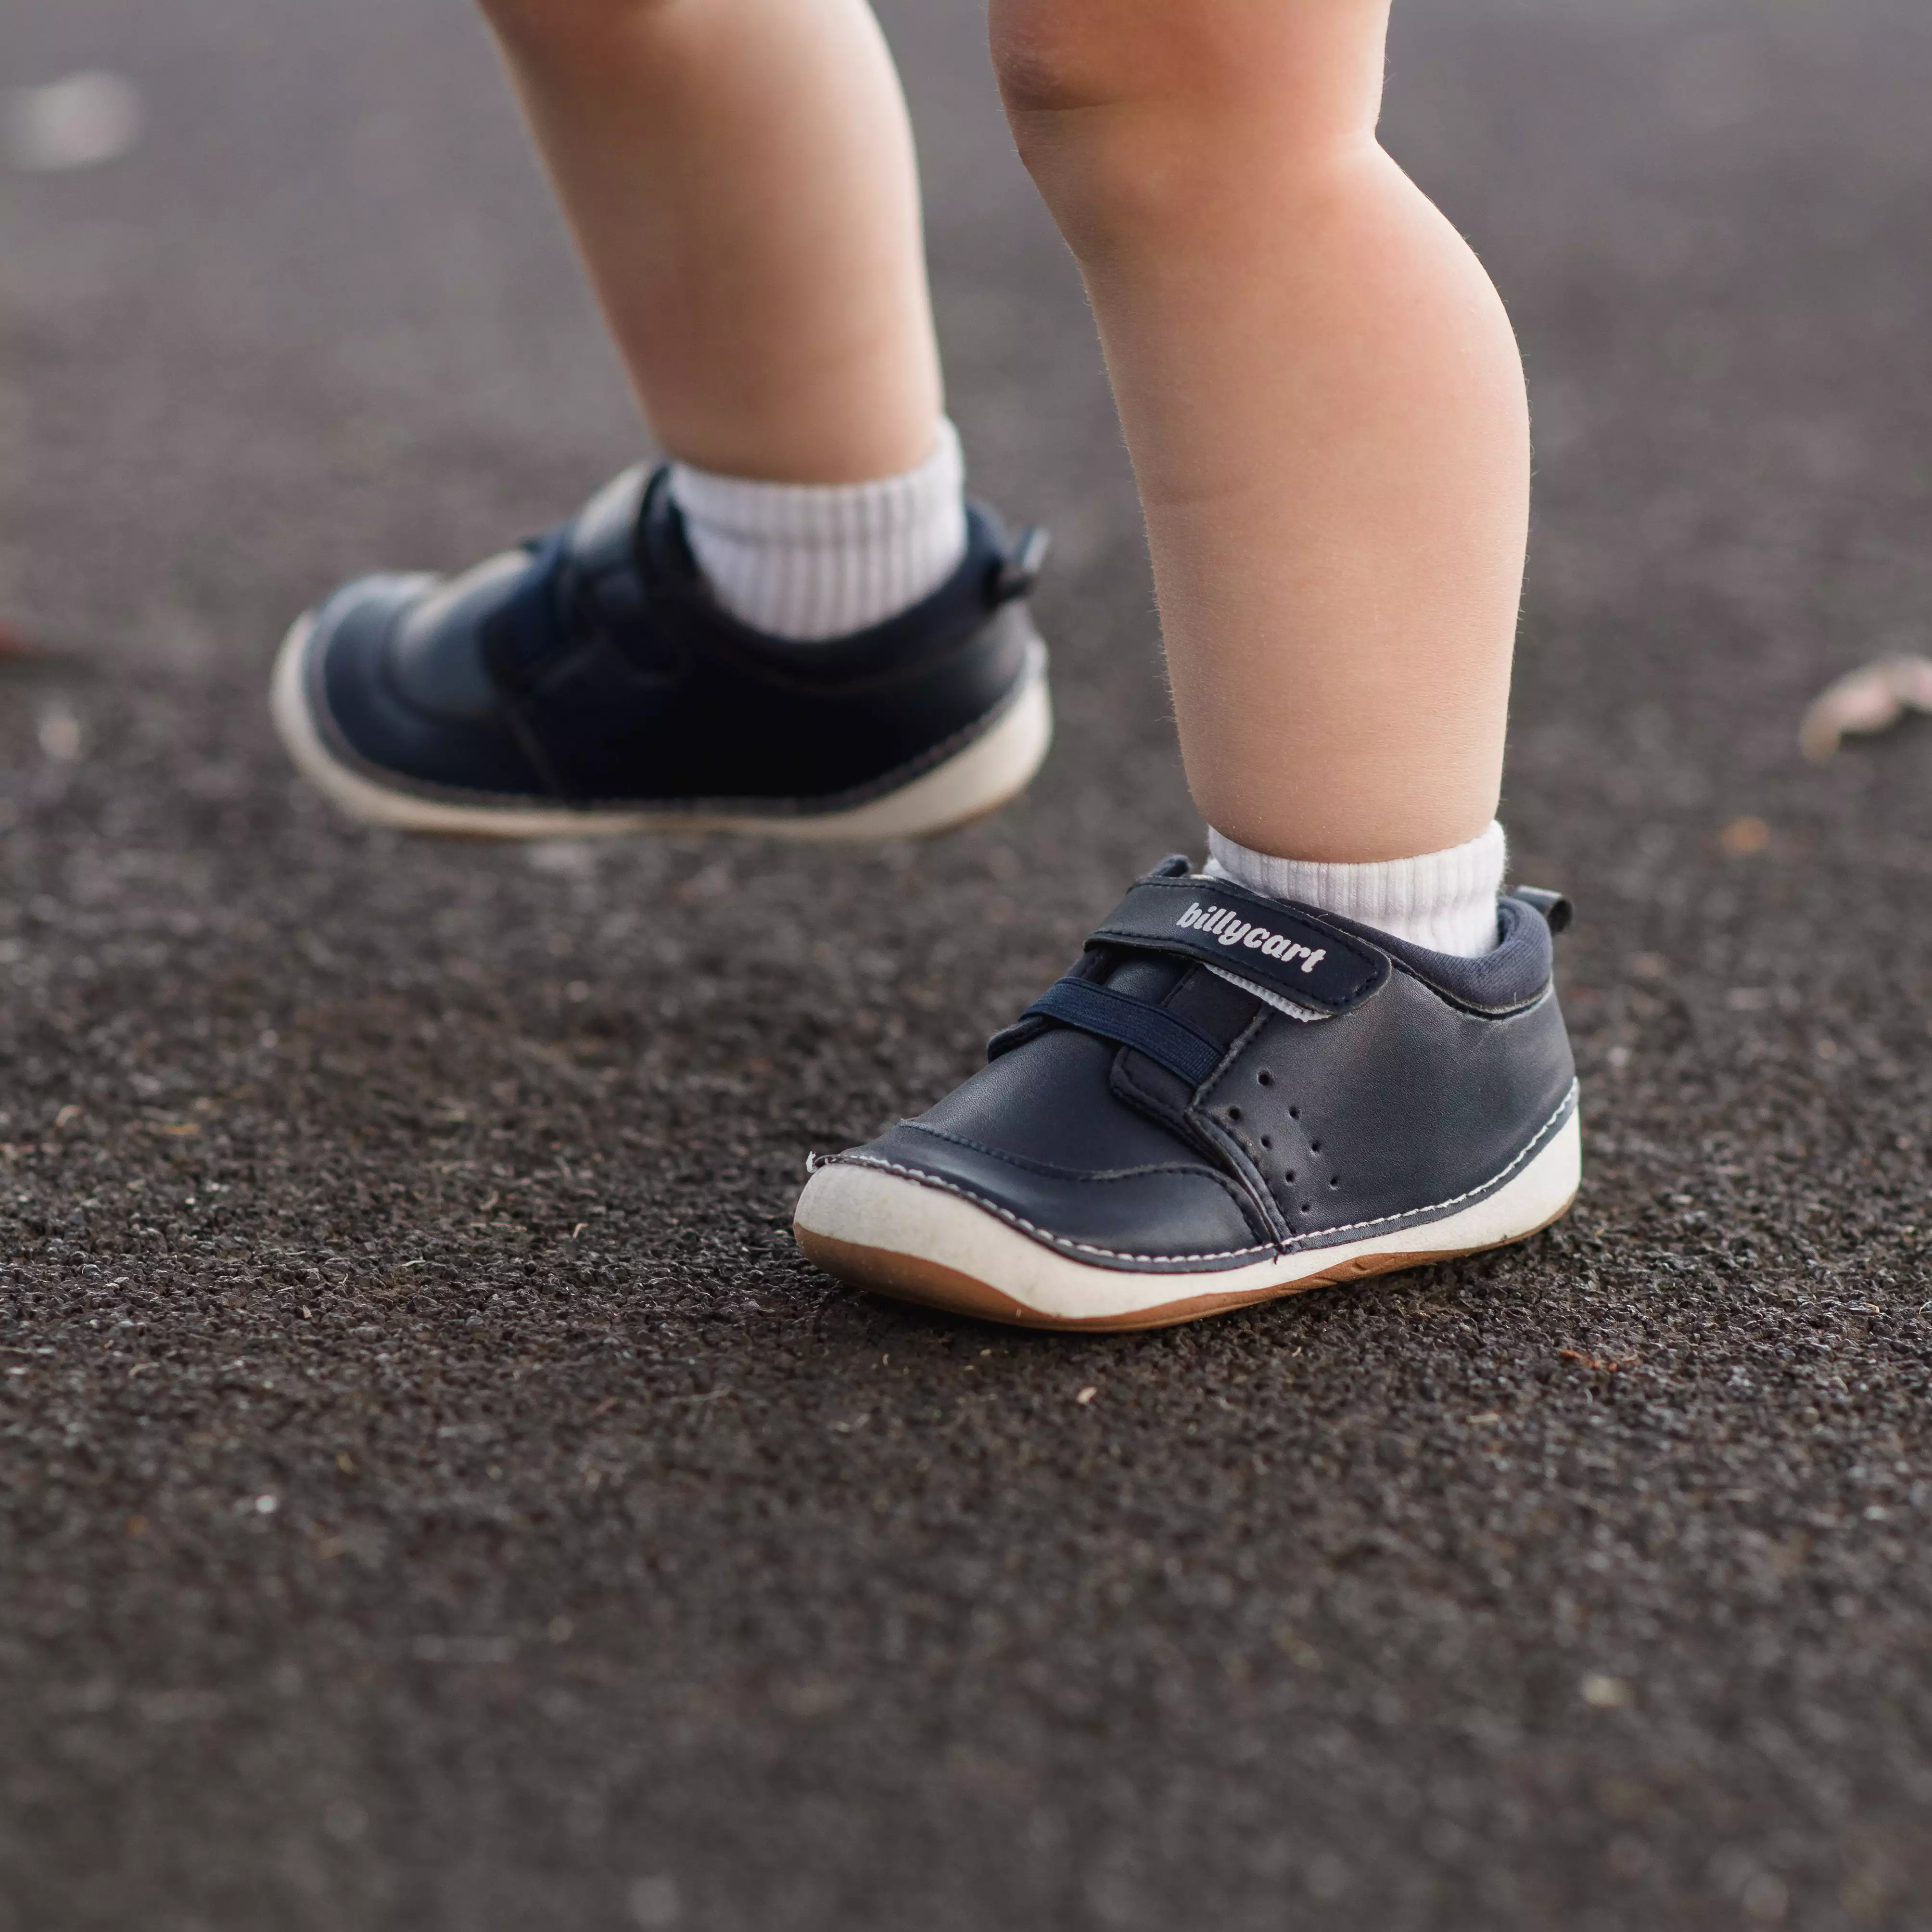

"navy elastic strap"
[1022, 977, 1226, 1091]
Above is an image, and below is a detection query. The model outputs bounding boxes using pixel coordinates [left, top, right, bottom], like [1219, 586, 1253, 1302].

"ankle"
[1208, 821, 1507, 958]
[668, 419, 968, 641]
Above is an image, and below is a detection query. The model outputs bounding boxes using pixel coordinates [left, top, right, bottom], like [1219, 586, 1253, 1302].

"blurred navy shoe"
[796, 858, 1579, 1331]
[272, 466, 1051, 839]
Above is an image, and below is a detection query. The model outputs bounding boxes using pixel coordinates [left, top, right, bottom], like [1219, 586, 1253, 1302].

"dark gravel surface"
[5, 2, 1932, 1927]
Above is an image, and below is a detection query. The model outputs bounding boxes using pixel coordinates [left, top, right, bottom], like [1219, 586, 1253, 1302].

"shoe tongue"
[389, 548, 542, 716]
[488, 467, 657, 687]
[564, 465, 652, 578]
[1100, 954, 1187, 1001]
[385, 465, 662, 717]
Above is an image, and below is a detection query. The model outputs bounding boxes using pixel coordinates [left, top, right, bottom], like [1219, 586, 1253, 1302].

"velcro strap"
[1023, 978, 1227, 1090]
[1090, 876, 1387, 1014]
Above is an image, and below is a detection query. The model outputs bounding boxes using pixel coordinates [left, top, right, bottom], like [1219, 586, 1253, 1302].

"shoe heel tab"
[988, 526, 1051, 605]
[1512, 886, 1574, 935]
[1143, 854, 1194, 881]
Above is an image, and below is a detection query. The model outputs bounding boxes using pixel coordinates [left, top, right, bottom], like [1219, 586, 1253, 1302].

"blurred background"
[3, 2, 1932, 1928]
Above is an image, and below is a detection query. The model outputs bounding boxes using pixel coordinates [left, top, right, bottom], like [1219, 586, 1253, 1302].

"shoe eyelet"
[1310, 1141, 1322, 1153]
[1289, 1106, 1300, 1119]
[1284, 1169, 1296, 1183]
[1260, 1135, 1271, 1149]
[1227, 1106, 1242, 1123]
[1300, 1202, 1312, 1214]
[1329, 1177, 1340, 1188]
[1257, 1069, 1272, 1086]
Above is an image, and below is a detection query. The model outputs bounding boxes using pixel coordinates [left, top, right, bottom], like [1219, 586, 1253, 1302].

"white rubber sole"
[794, 1105, 1581, 1332]
[270, 611, 1053, 843]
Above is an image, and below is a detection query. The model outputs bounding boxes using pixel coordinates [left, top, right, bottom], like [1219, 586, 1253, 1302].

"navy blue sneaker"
[272, 466, 1051, 839]
[795, 857, 1579, 1331]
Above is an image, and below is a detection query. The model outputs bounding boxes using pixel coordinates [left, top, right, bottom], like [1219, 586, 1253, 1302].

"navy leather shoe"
[272, 466, 1051, 839]
[795, 857, 1580, 1331]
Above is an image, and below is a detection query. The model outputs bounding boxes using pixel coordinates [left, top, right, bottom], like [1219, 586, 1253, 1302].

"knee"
[991, 0, 1384, 116]
[991, 0, 1220, 116]
[991, 0, 1388, 231]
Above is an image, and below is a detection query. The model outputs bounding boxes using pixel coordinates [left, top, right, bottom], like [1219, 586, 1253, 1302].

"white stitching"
[897, 1121, 1253, 1196]
[835, 1154, 1272, 1261]
[1279, 1083, 1576, 1238]
[833, 1082, 1578, 1268]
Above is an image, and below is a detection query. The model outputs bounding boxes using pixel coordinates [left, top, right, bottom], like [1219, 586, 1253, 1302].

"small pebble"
[7, 71, 143, 173]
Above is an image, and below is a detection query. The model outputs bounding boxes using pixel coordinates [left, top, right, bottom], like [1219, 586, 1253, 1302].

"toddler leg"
[991, 0, 1529, 872]
[468, 0, 983, 648]
[478, 0, 942, 483]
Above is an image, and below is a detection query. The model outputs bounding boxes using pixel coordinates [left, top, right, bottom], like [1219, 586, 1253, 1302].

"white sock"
[1207, 821, 1507, 958]
[668, 419, 968, 642]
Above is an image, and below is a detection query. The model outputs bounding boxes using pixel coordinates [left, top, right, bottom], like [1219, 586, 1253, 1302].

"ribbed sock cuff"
[668, 420, 968, 642]
[1207, 821, 1507, 958]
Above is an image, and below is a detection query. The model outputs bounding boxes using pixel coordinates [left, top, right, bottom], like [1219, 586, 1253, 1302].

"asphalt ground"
[4, 1, 1932, 1927]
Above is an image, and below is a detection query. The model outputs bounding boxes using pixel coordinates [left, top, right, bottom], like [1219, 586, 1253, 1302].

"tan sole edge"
[795, 1195, 1577, 1335]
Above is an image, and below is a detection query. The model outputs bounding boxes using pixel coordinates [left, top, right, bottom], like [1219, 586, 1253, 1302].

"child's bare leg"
[478, 0, 942, 483]
[992, 0, 1528, 865]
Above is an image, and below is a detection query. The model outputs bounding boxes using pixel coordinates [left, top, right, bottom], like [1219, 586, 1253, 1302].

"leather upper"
[300, 466, 1042, 811]
[836, 864, 1578, 1274]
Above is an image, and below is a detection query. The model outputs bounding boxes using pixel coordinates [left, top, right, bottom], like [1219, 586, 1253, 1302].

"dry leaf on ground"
[1799, 655, 1932, 760]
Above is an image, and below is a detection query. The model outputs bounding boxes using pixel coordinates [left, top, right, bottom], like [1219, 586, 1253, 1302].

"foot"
[795, 857, 1579, 1332]
[272, 466, 1052, 840]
